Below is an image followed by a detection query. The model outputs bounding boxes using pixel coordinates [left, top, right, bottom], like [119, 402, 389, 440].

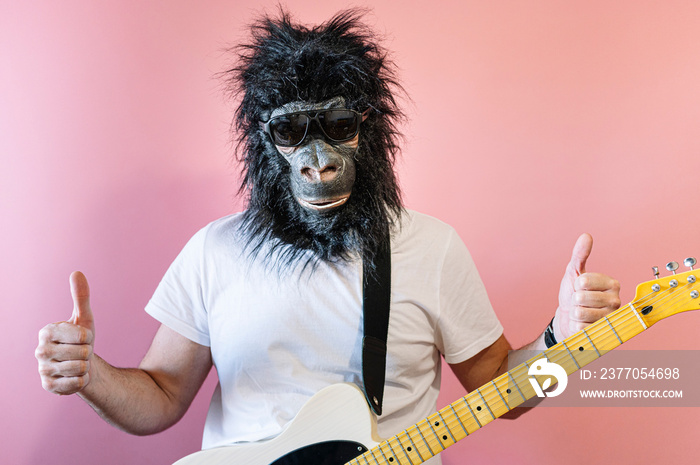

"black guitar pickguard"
[269, 440, 368, 465]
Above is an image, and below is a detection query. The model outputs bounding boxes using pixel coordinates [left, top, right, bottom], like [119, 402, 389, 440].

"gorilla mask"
[225, 9, 404, 270]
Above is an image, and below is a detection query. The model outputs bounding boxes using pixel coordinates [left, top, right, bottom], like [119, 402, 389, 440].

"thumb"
[568, 233, 593, 276]
[69, 271, 94, 330]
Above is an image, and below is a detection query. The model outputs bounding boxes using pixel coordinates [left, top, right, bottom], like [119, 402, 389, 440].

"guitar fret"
[542, 350, 578, 375]
[377, 443, 392, 464]
[414, 422, 436, 457]
[421, 417, 444, 455]
[545, 348, 578, 376]
[427, 420, 446, 451]
[387, 439, 403, 465]
[395, 430, 422, 464]
[476, 389, 495, 420]
[450, 400, 478, 434]
[381, 440, 401, 465]
[393, 435, 415, 465]
[590, 318, 622, 353]
[452, 401, 479, 434]
[561, 341, 581, 369]
[448, 404, 469, 437]
[367, 446, 382, 465]
[411, 421, 436, 457]
[475, 389, 496, 423]
[386, 441, 401, 463]
[437, 404, 466, 440]
[616, 308, 647, 342]
[490, 380, 510, 410]
[361, 450, 375, 465]
[377, 444, 394, 465]
[506, 371, 526, 403]
[522, 360, 537, 390]
[628, 302, 649, 330]
[582, 328, 601, 356]
[567, 333, 600, 367]
[461, 397, 482, 428]
[495, 373, 526, 410]
[604, 316, 623, 344]
[515, 364, 539, 398]
[523, 359, 551, 397]
[403, 429, 426, 463]
[436, 411, 457, 444]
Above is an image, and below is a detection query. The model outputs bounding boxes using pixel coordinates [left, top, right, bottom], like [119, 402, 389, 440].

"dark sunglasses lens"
[319, 110, 359, 141]
[270, 114, 309, 146]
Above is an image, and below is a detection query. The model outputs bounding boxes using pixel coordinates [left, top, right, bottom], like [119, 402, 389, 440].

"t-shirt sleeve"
[436, 229, 503, 364]
[145, 226, 211, 347]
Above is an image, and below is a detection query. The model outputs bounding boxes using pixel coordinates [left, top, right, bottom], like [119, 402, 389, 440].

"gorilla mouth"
[297, 194, 350, 211]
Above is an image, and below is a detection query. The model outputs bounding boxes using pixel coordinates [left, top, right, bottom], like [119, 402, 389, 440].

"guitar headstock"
[634, 258, 700, 327]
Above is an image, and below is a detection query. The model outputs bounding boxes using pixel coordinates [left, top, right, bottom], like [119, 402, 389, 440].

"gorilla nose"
[300, 163, 341, 183]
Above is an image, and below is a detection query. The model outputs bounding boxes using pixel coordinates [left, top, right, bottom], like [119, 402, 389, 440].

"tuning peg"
[651, 266, 661, 291]
[684, 257, 696, 270]
[666, 261, 679, 275]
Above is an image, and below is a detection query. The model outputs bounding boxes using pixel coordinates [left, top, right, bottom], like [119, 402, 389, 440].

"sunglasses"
[260, 108, 370, 147]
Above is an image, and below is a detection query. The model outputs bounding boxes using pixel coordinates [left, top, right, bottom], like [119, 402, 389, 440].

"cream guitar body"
[174, 383, 380, 465]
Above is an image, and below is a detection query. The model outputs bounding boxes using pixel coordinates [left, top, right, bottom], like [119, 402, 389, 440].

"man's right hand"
[36, 271, 95, 395]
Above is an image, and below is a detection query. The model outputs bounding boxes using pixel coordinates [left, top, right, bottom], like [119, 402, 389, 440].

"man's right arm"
[35, 271, 212, 436]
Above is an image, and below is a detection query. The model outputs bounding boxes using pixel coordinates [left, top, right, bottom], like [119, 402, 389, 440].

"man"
[35, 9, 620, 463]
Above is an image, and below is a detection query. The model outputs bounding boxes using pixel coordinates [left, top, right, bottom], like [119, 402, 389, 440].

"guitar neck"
[349, 303, 650, 465]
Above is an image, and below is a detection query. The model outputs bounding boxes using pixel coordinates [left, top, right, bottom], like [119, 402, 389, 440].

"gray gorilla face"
[270, 97, 358, 213]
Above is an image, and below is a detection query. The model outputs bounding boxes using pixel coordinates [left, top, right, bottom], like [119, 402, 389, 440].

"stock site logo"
[528, 358, 568, 397]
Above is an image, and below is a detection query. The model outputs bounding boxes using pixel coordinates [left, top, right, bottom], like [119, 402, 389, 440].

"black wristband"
[544, 317, 557, 348]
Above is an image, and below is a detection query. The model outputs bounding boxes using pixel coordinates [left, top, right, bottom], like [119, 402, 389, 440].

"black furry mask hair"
[223, 8, 405, 271]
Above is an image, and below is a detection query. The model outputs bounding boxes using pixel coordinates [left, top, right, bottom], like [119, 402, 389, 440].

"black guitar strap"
[361, 237, 391, 416]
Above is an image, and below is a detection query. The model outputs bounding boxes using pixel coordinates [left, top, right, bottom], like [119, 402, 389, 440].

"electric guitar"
[175, 262, 700, 465]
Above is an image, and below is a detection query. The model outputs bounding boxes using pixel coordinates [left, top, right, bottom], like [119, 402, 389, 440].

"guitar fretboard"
[348, 300, 656, 465]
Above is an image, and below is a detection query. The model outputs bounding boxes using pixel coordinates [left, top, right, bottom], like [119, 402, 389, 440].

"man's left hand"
[554, 233, 621, 341]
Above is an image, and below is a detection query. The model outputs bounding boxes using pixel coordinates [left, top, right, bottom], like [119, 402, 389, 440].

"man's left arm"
[449, 233, 621, 418]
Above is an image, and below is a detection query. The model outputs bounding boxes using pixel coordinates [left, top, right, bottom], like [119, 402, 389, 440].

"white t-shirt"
[146, 210, 503, 454]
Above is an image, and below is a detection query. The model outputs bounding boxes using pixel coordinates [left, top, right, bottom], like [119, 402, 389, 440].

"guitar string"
[361, 280, 699, 465]
[352, 278, 698, 465]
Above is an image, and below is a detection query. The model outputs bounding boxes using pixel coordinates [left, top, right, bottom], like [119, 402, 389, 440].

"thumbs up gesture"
[36, 272, 95, 395]
[553, 234, 621, 341]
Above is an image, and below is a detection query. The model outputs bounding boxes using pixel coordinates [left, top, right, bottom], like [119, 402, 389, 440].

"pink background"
[3, 1, 700, 464]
